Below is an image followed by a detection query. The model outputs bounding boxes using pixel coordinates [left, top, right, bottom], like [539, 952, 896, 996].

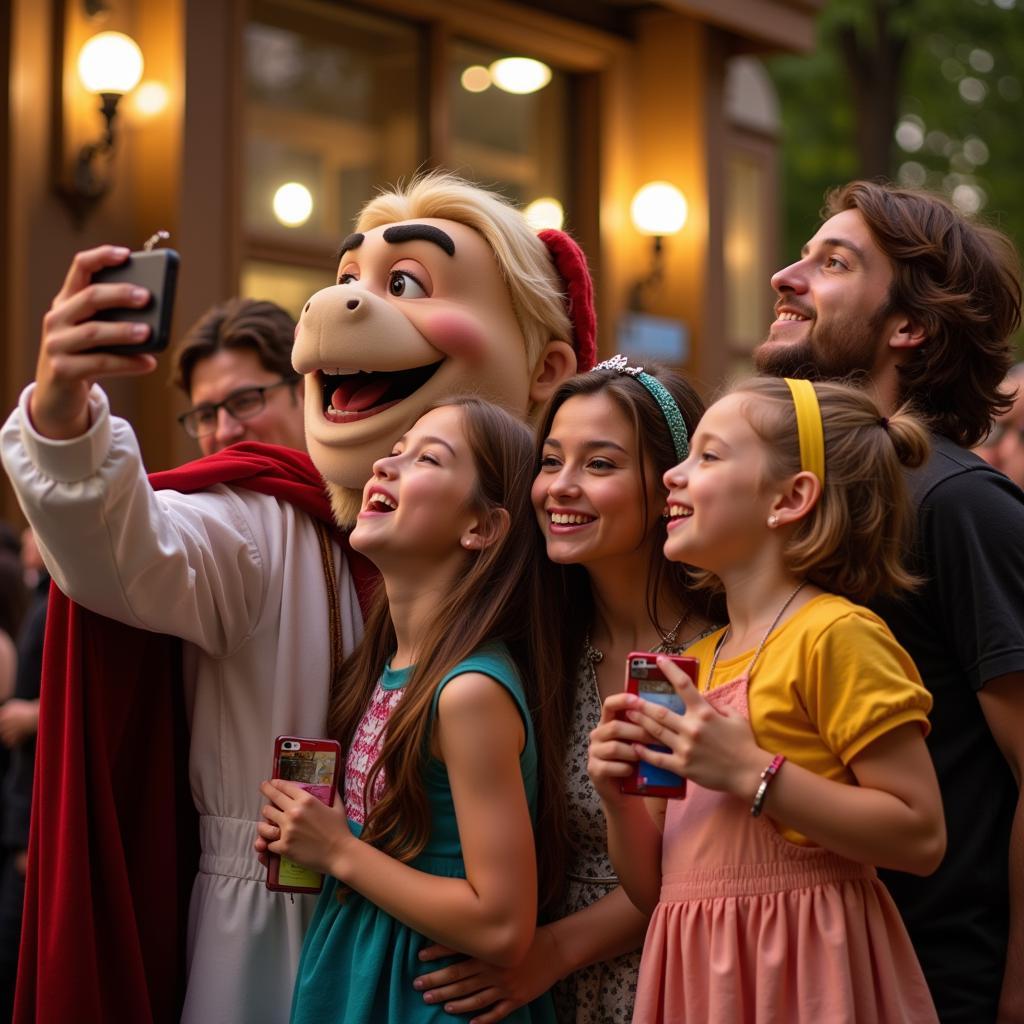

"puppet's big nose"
[302, 286, 371, 328]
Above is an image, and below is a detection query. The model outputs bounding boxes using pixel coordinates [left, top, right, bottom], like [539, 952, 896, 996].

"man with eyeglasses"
[172, 298, 307, 455]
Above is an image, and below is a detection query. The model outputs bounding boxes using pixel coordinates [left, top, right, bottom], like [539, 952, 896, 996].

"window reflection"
[244, 4, 422, 245]
[450, 40, 570, 215]
[241, 260, 335, 320]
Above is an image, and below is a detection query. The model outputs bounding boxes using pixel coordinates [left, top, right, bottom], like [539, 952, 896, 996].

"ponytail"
[882, 404, 929, 470]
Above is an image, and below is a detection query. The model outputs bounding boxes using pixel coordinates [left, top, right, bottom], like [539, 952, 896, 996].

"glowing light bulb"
[524, 197, 564, 231]
[630, 182, 688, 236]
[273, 182, 314, 227]
[77, 32, 144, 95]
[489, 58, 552, 95]
[461, 65, 492, 93]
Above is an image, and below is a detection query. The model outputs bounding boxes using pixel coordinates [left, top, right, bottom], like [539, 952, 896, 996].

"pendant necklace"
[585, 612, 687, 671]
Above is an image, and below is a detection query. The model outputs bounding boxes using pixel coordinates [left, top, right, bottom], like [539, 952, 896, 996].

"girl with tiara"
[415, 357, 718, 1023]
[256, 398, 564, 1023]
[589, 378, 944, 1022]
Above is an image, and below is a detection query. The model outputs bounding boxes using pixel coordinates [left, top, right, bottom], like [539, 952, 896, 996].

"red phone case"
[620, 652, 698, 799]
[265, 735, 342, 894]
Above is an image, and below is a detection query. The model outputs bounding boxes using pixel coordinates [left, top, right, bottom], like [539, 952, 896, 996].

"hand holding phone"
[31, 244, 170, 442]
[88, 248, 179, 354]
[265, 736, 342, 894]
[620, 652, 697, 799]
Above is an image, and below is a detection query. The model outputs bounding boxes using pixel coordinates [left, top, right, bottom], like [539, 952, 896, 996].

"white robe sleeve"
[1, 383, 271, 656]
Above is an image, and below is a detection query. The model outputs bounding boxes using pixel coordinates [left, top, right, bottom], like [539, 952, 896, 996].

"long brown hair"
[824, 181, 1021, 448]
[721, 377, 930, 603]
[533, 364, 714, 892]
[326, 397, 569, 915]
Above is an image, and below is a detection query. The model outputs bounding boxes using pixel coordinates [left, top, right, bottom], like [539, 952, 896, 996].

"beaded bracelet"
[750, 753, 786, 817]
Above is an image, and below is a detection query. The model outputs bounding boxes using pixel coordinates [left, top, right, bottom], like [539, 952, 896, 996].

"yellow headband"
[783, 378, 826, 485]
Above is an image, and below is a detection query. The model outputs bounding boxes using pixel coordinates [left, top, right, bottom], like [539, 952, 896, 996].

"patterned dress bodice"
[551, 648, 638, 1024]
[561, 649, 618, 885]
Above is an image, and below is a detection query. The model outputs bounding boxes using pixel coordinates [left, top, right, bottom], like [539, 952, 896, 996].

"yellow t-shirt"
[685, 592, 932, 845]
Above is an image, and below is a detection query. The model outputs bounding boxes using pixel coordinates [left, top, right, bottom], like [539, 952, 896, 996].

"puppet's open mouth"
[319, 362, 443, 423]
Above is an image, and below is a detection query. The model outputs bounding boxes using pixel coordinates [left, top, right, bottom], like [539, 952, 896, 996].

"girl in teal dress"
[256, 398, 567, 1023]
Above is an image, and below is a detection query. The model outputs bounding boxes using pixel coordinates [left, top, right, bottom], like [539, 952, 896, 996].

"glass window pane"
[240, 259, 335, 320]
[450, 40, 571, 224]
[244, 4, 422, 246]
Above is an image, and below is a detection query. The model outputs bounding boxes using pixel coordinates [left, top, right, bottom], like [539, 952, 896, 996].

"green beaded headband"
[592, 354, 690, 462]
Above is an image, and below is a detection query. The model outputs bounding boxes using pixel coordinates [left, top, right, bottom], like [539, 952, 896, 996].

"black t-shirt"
[871, 437, 1024, 1023]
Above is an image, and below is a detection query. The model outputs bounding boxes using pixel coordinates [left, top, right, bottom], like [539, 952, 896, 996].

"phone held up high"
[620, 652, 698, 799]
[266, 736, 342, 895]
[88, 241, 179, 355]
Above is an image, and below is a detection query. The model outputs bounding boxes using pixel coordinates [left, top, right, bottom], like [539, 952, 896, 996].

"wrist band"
[750, 753, 786, 817]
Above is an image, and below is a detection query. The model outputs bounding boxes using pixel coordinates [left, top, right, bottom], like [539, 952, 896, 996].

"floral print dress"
[551, 648, 641, 1024]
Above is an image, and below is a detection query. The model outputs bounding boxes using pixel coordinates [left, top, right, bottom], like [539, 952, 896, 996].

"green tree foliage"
[768, 0, 1024, 289]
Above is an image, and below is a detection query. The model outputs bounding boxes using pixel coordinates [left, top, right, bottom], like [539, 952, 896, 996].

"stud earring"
[767, 513, 779, 528]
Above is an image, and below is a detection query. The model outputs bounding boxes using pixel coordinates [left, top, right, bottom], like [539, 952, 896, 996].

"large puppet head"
[292, 172, 597, 524]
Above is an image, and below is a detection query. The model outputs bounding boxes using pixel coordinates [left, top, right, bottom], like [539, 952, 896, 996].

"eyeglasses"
[178, 379, 298, 439]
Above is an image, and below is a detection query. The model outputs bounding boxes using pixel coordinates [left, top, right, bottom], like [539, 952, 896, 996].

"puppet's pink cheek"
[421, 310, 490, 361]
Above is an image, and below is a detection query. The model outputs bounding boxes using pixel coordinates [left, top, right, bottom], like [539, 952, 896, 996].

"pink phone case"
[265, 735, 342, 894]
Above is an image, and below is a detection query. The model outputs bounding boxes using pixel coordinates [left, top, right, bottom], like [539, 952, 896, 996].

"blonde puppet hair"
[356, 172, 574, 369]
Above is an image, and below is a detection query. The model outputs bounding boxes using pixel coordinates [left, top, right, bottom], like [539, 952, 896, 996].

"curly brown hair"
[824, 181, 1021, 447]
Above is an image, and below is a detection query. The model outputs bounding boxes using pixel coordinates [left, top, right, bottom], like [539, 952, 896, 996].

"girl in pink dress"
[589, 378, 944, 1023]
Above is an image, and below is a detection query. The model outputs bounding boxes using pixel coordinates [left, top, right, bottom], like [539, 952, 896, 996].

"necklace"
[703, 581, 807, 693]
[584, 612, 688, 669]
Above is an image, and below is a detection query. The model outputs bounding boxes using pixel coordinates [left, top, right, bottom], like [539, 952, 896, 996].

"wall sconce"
[628, 181, 688, 310]
[57, 30, 144, 224]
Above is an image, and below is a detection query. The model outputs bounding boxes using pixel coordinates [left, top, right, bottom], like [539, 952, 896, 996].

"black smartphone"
[88, 249, 180, 354]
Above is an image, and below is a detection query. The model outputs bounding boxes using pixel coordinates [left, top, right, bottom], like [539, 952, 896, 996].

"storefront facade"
[1, 0, 820, 520]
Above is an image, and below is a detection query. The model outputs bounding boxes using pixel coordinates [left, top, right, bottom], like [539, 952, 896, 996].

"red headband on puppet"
[539, 229, 597, 373]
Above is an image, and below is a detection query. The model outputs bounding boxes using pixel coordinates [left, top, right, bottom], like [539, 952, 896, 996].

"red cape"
[14, 443, 376, 1024]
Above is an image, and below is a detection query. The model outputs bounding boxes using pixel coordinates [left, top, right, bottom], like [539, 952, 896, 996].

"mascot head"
[291, 171, 597, 524]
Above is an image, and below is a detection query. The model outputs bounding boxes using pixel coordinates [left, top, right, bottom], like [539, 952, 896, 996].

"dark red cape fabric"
[14, 443, 377, 1024]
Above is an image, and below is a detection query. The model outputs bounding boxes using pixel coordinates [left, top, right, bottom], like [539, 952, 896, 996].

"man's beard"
[753, 300, 894, 382]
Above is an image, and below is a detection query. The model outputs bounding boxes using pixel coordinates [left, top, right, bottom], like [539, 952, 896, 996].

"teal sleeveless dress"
[290, 644, 556, 1023]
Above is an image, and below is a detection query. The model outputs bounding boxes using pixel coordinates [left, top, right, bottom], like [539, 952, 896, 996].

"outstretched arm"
[262, 671, 538, 966]
[1, 249, 277, 653]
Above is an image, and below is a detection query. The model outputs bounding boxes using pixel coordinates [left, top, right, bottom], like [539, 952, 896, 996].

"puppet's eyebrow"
[382, 224, 456, 257]
[336, 233, 365, 261]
